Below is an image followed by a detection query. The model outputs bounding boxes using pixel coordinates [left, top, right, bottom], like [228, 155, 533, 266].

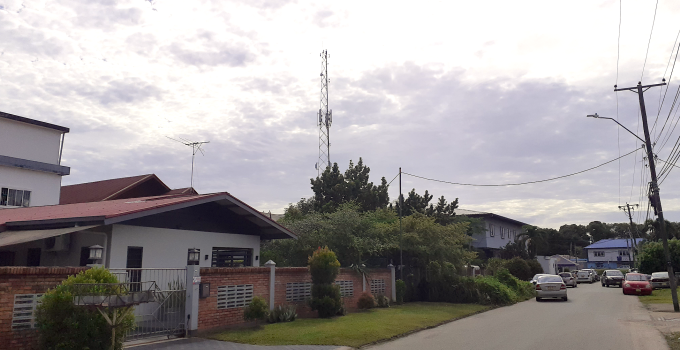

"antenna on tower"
[316, 50, 332, 176]
[167, 136, 210, 189]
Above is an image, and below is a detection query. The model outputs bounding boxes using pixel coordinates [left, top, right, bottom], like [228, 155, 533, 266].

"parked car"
[576, 270, 594, 284]
[535, 275, 568, 301]
[622, 273, 653, 295]
[531, 274, 551, 285]
[559, 272, 577, 288]
[650, 272, 671, 289]
[601, 269, 624, 287]
[582, 269, 600, 281]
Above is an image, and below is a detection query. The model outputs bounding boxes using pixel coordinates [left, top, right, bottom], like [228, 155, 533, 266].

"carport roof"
[0, 192, 295, 239]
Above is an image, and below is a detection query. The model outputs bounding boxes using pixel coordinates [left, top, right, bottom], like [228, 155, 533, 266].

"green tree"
[310, 158, 389, 213]
[637, 239, 680, 274]
[394, 189, 433, 216]
[517, 225, 548, 258]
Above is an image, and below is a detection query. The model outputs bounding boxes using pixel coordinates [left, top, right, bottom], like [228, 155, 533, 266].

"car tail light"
[536, 284, 541, 290]
[560, 284, 566, 290]
[624, 283, 630, 288]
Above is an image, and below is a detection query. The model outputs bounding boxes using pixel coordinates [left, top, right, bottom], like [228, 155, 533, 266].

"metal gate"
[109, 268, 187, 341]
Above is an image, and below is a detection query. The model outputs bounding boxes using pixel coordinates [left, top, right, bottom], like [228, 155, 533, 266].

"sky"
[3, 0, 680, 229]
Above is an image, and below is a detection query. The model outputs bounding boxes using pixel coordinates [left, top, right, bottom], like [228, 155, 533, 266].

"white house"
[0, 191, 295, 268]
[0, 111, 70, 208]
[584, 238, 644, 269]
[456, 209, 528, 258]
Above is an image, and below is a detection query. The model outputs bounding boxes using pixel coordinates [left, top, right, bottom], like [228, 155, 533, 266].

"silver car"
[536, 275, 568, 301]
[650, 272, 671, 289]
[531, 274, 551, 285]
[559, 272, 577, 288]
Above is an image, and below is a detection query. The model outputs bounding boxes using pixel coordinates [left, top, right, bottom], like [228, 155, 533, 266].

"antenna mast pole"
[317, 50, 332, 176]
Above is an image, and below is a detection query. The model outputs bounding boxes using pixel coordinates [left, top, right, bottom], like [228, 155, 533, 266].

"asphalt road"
[367, 282, 668, 350]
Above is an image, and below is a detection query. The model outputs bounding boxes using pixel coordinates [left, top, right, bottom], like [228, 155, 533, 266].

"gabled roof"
[0, 192, 295, 239]
[60, 174, 172, 204]
[585, 238, 644, 249]
[455, 208, 528, 227]
[0, 111, 69, 133]
[166, 187, 198, 196]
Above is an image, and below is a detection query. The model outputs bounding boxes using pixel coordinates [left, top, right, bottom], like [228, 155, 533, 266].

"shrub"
[475, 276, 516, 305]
[308, 247, 343, 318]
[526, 259, 544, 275]
[505, 257, 532, 281]
[244, 296, 269, 321]
[375, 294, 390, 308]
[485, 258, 506, 276]
[267, 304, 297, 323]
[395, 279, 406, 304]
[36, 267, 135, 350]
[357, 292, 376, 309]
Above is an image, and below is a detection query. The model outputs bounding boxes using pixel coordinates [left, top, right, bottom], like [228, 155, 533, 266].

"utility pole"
[399, 167, 403, 280]
[619, 203, 639, 250]
[615, 81, 678, 312]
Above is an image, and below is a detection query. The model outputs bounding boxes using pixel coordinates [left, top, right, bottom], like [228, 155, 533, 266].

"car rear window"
[538, 276, 563, 283]
[652, 272, 669, 278]
[606, 270, 623, 276]
[626, 274, 646, 281]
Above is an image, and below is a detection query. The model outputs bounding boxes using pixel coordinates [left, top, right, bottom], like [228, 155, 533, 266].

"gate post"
[388, 263, 396, 302]
[265, 260, 276, 310]
[185, 265, 200, 335]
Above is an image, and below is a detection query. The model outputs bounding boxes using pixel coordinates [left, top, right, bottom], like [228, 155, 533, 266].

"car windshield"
[606, 270, 623, 276]
[652, 272, 669, 278]
[626, 274, 646, 281]
[532, 274, 546, 280]
[538, 276, 563, 283]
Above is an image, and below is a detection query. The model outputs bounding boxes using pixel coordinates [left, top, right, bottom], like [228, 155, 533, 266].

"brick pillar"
[265, 260, 276, 310]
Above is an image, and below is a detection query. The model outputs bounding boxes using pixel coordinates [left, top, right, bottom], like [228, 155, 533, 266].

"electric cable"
[401, 148, 640, 187]
[387, 172, 399, 187]
[640, 0, 659, 82]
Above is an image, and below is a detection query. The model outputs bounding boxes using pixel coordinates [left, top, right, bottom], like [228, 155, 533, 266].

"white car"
[535, 275, 568, 301]
[576, 270, 594, 284]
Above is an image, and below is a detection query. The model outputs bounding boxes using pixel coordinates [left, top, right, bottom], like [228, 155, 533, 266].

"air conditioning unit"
[44, 234, 70, 252]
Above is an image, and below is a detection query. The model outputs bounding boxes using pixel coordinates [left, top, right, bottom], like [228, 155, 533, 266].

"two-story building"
[584, 238, 644, 269]
[0, 111, 70, 208]
[456, 209, 528, 258]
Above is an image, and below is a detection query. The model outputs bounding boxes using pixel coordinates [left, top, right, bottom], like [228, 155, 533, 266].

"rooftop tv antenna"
[167, 136, 209, 188]
[316, 50, 332, 176]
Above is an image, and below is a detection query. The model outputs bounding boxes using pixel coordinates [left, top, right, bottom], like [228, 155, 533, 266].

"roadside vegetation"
[639, 289, 673, 304]
[210, 302, 489, 347]
[666, 332, 680, 350]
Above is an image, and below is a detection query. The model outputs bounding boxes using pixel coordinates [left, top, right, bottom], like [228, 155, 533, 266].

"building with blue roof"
[584, 238, 644, 269]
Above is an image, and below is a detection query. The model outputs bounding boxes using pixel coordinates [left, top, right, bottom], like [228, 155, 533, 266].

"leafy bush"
[308, 247, 343, 318]
[475, 276, 516, 305]
[36, 267, 135, 350]
[395, 279, 406, 304]
[244, 296, 269, 321]
[485, 258, 507, 276]
[526, 259, 544, 275]
[267, 304, 297, 323]
[505, 257, 532, 281]
[375, 294, 390, 308]
[357, 292, 376, 309]
[494, 269, 519, 290]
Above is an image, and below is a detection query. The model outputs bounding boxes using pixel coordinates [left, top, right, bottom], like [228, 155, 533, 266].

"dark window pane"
[13, 190, 23, 207]
[80, 247, 95, 266]
[126, 247, 143, 292]
[7, 189, 15, 207]
[22, 191, 30, 207]
[1, 188, 7, 206]
[0, 251, 15, 266]
[212, 247, 252, 267]
[27, 248, 41, 266]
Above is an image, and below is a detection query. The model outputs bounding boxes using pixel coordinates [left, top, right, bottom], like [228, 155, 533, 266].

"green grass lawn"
[209, 302, 490, 347]
[639, 289, 672, 304]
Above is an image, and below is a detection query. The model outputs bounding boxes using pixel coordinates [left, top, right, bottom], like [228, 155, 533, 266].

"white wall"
[0, 165, 62, 207]
[0, 230, 106, 266]
[588, 248, 633, 263]
[471, 217, 523, 249]
[0, 118, 62, 164]
[108, 224, 261, 269]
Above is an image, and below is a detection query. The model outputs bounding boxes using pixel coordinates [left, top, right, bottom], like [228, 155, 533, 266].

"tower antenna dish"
[167, 136, 209, 188]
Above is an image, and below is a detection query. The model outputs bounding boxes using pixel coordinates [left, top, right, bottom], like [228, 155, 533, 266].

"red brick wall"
[197, 266, 392, 331]
[0, 267, 88, 350]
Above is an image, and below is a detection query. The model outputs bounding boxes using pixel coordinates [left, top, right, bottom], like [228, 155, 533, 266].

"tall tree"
[310, 158, 389, 213]
[394, 189, 433, 216]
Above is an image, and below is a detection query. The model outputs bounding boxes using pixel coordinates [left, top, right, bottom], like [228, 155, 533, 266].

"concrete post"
[388, 264, 396, 302]
[185, 265, 200, 336]
[265, 260, 276, 310]
[362, 273, 367, 293]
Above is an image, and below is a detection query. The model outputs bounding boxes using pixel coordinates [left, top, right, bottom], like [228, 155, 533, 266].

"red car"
[622, 273, 653, 295]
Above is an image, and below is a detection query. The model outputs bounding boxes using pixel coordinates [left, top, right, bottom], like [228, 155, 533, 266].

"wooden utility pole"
[615, 81, 678, 312]
[619, 203, 639, 250]
[399, 167, 403, 280]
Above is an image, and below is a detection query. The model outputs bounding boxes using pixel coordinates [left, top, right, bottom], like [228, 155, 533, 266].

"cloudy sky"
[3, 0, 680, 228]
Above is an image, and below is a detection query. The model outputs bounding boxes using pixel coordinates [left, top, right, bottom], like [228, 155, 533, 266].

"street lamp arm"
[587, 114, 646, 144]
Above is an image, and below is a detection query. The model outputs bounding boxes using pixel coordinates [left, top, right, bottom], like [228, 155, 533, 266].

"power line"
[387, 172, 400, 187]
[616, 0, 622, 205]
[640, 0, 659, 82]
[401, 148, 640, 187]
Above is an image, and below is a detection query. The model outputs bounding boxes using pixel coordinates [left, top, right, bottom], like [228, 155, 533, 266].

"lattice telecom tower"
[316, 50, 332, 176]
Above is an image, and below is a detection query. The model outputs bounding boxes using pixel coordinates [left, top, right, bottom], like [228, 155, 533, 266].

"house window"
[0, 188, 31, 207]
[500, 227, 506, 239]
[212, 247, 253, 267]
[618, 250, 630, 256]
[594, 251, 604, 257]
[596, 262, 604, 268]
[26, 248, 41, 267]
[489, 225, 495, 237]
[0, 251, 16, 266]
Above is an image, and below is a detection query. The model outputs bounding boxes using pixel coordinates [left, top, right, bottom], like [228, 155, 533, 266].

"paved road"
[367, 282, 668, 350]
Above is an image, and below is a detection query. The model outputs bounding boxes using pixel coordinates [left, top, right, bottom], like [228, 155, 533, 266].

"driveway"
[127, 337, 347, 350]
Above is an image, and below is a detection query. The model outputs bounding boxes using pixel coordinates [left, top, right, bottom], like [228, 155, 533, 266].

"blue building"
[584, 238, 644, 269]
